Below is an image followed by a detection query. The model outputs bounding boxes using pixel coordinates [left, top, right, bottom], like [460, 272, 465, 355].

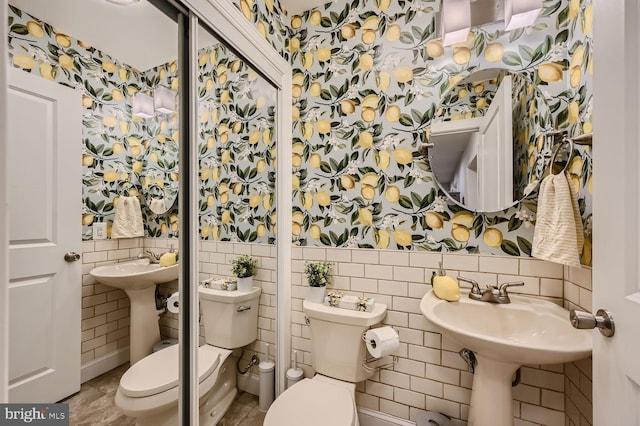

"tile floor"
[61, 364, 265, 425]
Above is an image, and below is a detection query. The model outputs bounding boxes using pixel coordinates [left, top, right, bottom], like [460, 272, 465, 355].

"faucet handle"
[498, 281, 524, 296]
[457, 276, 481, 295]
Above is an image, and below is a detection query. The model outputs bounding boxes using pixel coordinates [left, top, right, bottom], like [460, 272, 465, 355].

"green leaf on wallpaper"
[320, 233, 331, 246]
[501, 240, 521, 256]
[9, 5, 22, 17]
[399, 114, 413, 127]
[410, 192, 422, 207]
[411, 109, 424, 125]
[410, 26, 422, 40]
[517, 237, 532, 256]
[10, 23, 28, 35]
[578, 198, 586, 216]
[555, 29, 569, 45]
[557, 108, 569, 126]
[400, 32, 414, 44]
[540, 1, 562, 18]
[404, 9, 416, 24]
[508, 216, 523, 231]
[519, 45, 534, 62]
[399, 196, 413, 210]
[404, 175, 415, 188]
[472, 215, 484, 238]
[441, 239, 458, 251]
[502, 51, 522, 67]
[508, 28, 525, 43]
[448, 203, 465, 214]
[556, 6, 569, 28]
[404, 93, 416, 106]
[485, 216, 509, 226]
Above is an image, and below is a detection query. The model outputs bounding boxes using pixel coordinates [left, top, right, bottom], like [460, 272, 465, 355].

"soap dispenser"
[432, 261, 460, 301]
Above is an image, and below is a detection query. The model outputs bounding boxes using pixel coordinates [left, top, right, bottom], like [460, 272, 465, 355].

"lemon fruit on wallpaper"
[284, 0, 592, 264]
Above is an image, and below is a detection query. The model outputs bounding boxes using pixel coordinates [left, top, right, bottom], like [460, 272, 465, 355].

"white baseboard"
[81, 347, 130, 383]
[236, 372, 259, 396]
[358, 407, 416, 426]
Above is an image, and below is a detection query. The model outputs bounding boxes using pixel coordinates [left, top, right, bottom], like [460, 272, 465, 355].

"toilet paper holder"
[361, 327, 399, 373]
[362, 354, 398, 373]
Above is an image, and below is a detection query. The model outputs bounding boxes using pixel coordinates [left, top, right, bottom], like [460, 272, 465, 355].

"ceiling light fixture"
[504, 0, 543, 30]
[440, 0, 471, 47]
[132, 92, 154, 118]
[153, 86, 177, 114]
[133, 86, 177, 118]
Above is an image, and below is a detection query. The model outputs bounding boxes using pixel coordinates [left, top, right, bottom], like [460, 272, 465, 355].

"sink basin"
[90, 259, 179, 365]
[420, 289, 592, 426]
[90, 259, 178, 290]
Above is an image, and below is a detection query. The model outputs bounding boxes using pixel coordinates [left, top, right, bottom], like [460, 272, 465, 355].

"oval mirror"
[139, 120, 179, 215]
[428, 68, 553, 212]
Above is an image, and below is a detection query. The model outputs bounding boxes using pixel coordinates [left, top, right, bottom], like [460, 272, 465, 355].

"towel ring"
[549, 136, 574, 175]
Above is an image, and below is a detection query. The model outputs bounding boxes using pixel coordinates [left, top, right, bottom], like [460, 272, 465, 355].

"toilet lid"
[119, 345, 220, 398]
[264, 379, 355, 426]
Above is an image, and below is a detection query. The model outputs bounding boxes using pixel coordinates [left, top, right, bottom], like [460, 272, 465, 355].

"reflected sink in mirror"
[420, 289, 592, 426]
[90, 259, 178, 291]
[90, 259, 179, 365]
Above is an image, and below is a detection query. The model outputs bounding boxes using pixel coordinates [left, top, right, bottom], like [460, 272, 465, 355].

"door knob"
[64, 252, 81, 262]
[570, 308, 615, 337]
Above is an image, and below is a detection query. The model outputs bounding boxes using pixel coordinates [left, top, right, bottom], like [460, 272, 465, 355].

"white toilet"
[264, 299, 387, 426]
[114, 286, 261, 426]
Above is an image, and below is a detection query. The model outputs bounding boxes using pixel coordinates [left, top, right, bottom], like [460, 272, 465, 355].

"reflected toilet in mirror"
[115, 286, 262, 425]
[427, 68, 553, 212]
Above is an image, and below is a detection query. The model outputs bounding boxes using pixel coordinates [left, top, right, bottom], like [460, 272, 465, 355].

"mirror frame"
[429, 68, 552, 213]
[149, 0, 292, 420]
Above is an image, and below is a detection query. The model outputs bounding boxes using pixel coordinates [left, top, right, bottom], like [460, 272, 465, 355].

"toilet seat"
[264, 378, 356, 426]
[119, 344, 220, 397]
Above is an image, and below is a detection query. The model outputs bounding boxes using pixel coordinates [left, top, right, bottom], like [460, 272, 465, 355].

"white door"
[592, 0, 640, 424]
[7, 68, 82, 403]
[478, 75, 513, 212]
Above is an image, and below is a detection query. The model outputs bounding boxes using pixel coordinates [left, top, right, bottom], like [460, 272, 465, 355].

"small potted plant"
[304, 261, 333, 303]
[231, 254, 257, 292]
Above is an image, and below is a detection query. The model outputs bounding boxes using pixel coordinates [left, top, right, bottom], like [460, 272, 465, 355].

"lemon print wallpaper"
[7, 4, 277, 244]
[277, 0, 592, 264]
[7, 0, 593, 264]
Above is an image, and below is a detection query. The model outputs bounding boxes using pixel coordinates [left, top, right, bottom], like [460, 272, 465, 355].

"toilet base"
[116, 351, 237, 426]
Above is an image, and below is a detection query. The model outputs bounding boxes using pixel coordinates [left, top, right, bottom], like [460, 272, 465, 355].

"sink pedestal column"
[468, 354, 520, 426]
[124, 286, 161, 365]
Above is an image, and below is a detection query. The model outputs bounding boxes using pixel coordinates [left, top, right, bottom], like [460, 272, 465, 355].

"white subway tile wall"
[82, 239, 593, 424]
[291, 247, 593, 426]
[563, 265, 593, 426]
[81, 239, 144, 365]
[144, 238, 277, 368]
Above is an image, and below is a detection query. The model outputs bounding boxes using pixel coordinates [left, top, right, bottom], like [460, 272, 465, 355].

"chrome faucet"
[458, 276, 524, 304]
[138, 250, 160, 264]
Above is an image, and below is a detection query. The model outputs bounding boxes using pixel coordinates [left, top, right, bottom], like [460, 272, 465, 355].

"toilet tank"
[199, 286, 261, 349]
[303, 300, 387, 383]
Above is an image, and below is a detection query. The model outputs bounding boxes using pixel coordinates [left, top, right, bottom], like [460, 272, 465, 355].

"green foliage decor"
[231, 254, 258, 278]
[304, 261, 334, 287]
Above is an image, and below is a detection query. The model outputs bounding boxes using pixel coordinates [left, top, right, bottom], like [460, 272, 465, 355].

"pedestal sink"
[420, 289, 592, 426]
[90, 260, 179, 365]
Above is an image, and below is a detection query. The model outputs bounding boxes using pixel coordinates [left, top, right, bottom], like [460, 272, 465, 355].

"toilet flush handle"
[237, 305, 251, 312]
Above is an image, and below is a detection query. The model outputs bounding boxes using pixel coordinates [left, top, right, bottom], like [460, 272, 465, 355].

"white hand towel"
[111, 196, 144, 239]
[532, 172, 584, 267]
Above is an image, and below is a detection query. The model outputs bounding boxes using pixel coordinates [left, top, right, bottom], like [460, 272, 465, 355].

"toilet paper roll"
[167, 292, 180, 313]
[365, 326, 399, 359]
